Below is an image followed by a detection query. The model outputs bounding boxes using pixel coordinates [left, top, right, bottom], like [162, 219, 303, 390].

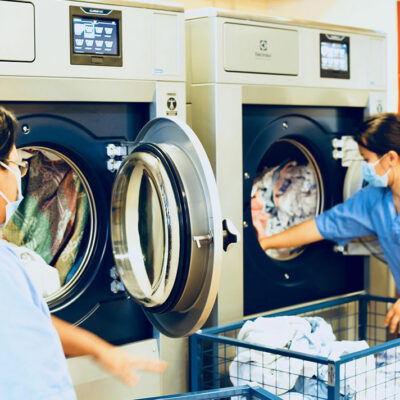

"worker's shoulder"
[0, 239, 18, 258]
[356, 185, 387, 206]
[0, 240, 30, 290]
[0, 240, 20, 264]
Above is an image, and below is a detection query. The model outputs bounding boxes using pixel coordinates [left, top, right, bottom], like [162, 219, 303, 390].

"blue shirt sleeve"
[315, 186, 378, 246]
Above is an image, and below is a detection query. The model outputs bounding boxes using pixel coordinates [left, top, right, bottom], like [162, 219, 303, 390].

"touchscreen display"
[320, 41, 348, 72]
[73, 17, 119, 56]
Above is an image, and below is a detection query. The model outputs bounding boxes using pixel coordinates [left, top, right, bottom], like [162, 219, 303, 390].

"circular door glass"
[251, 138, 324, 260]
[0, 147, 96, 303]
[111, 149, 183, 308]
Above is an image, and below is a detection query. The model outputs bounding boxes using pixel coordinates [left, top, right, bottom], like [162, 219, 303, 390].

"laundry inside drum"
[251, 138, 323, 260]
[0, 147, 94, 301]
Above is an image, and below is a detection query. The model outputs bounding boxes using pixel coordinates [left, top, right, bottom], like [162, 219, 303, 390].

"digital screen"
[320, 41, 349, 72]
[72, 17, 119, 56]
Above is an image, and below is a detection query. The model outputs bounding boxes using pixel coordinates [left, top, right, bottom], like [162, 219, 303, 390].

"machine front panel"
[223, 23, 299, 76]
[0, 0, 185, 81]
[187, 13, 386, 93]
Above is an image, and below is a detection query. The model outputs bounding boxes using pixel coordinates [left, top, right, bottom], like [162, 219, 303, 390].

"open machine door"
[110, 118, 237, 337]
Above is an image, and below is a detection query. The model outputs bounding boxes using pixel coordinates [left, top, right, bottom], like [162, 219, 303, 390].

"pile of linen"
[230, 316, 400, 399]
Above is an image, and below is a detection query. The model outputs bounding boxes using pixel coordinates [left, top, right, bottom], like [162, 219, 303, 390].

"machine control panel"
[320, 33, 350, 79]
[70, 6, 122, 67]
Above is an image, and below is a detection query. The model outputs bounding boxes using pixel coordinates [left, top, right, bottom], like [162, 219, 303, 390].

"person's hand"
[94, 346, 167, 387]
[251, 191, 269, 240]
[385, 298, 400, 334]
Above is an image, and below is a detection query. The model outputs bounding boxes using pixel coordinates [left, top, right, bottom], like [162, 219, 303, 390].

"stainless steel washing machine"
[186, 8, 388, 324]
[0, 1, 235, 398]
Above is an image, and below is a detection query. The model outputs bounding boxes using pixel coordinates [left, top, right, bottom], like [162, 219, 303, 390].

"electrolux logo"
[255, 39, 271, 58]
[259, 40, 268, 51]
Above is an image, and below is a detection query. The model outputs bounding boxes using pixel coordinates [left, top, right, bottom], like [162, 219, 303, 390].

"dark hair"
[353, 113, 400, 156]
[0, 107, 18, 162]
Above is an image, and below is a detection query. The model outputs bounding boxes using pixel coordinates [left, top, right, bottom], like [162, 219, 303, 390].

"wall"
[180, 0, 398, 111]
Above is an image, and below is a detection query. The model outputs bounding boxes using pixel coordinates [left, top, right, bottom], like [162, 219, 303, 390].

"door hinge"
[106, 143, 129, 172]
[110, 266, 126, 294]
[332, 136, 362, 167]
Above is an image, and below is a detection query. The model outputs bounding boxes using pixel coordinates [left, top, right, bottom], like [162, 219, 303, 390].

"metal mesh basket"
[190, 294, 400, 400]
[143, 385, 282, 400]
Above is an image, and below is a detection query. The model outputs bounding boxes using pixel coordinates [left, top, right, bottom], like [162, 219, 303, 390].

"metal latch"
[193, 234, 213, 249]
[328, 364, 335, 386]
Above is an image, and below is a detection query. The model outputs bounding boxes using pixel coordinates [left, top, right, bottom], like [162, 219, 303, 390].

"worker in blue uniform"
[261, 113, 400, 334]
[0, 107, 165, 399]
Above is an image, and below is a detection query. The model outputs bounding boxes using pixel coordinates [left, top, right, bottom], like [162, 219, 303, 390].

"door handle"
[222, 218, 240, 252]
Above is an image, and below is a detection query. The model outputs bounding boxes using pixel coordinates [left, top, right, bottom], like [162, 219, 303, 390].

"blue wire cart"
[190, 294, 400, 399]
[143, 385, 282, 400]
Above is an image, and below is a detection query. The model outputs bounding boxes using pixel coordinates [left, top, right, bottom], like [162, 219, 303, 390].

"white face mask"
[0, 160, 23, 228]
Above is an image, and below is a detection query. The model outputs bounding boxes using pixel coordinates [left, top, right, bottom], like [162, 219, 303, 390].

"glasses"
[0, 159, 29, 177]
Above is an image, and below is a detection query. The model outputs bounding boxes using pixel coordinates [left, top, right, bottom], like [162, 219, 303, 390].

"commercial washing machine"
[0, 1, 238, 398]
[186, 8, 387, 323]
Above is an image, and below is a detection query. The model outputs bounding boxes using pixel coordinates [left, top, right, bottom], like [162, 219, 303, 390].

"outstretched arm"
[259, 218, 323, 251]
[51, 316, 166, 387]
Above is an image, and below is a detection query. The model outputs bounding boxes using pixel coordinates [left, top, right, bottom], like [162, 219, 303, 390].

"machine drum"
[251, 138, 323, 261]
[2, 146, 96, 305]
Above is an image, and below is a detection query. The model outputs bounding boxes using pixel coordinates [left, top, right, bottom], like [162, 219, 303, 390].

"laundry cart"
[144, 385, 281, 400]
[190, 294, 400, 399]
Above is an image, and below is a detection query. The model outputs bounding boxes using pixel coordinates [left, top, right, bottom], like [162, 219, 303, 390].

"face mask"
[0, 161, 23, 227]
[362, 155, 392, 187]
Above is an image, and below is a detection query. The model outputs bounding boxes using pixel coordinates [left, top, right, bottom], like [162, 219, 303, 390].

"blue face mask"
[0, 161, 23, 227]
[362, 154, 392, 187]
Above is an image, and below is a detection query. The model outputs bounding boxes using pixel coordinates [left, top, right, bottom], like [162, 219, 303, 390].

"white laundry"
[320, 341, 375, 398]
[1, 240, 61, 297]
[229, 316, 335, 395]
[251, 161, 317, 259]
[229, 316, 376, 398]
[344, 366, 400, 400]
[280, 393, 309, 400]
[361, 347, 400, 400]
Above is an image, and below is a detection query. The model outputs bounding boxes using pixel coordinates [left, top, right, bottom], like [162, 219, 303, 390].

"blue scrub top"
[315, 185, 400, 291]
[0, 241, 76, 400]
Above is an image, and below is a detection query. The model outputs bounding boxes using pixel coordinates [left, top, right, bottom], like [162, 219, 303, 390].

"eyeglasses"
[0, 159, 29, 177]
